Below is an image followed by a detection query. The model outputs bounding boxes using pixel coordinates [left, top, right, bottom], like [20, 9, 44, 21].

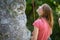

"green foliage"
[26, 0, 60, 40]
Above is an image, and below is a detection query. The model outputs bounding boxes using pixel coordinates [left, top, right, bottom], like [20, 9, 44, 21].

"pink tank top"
[33, 18, 51, 40]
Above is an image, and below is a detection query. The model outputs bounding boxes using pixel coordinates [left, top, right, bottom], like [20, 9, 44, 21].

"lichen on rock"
[0, 0, 31, 40]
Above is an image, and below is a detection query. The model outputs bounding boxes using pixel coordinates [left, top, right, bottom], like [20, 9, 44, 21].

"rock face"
[0, 0, 31, 40]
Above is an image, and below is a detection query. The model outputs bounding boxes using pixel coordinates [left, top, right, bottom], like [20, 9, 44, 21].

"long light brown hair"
[41, 4, 54, 29]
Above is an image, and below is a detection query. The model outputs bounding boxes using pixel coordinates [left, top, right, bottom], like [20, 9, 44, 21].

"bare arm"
[31, 26, 39, 40]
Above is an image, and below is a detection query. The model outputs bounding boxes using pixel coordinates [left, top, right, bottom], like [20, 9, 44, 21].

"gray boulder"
[0, 0, 31, 40]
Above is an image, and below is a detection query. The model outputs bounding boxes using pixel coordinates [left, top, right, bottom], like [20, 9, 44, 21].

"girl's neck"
[38, 16, 46, 19]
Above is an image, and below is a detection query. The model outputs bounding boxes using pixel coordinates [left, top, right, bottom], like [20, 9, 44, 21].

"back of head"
[42, 4, 54, 29]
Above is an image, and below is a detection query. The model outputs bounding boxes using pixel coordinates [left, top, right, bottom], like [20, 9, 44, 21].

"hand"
[31, 36, 34, 40]
[31, 31, 34, 36]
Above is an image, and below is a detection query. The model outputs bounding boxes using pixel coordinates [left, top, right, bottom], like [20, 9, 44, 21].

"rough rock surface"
[0, 0, 31, 40]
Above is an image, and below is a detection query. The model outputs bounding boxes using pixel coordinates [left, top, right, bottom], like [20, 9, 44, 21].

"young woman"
[31, 4, 54, 40]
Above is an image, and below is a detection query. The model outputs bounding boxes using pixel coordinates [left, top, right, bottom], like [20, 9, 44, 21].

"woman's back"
[33, 18, 51, 40]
